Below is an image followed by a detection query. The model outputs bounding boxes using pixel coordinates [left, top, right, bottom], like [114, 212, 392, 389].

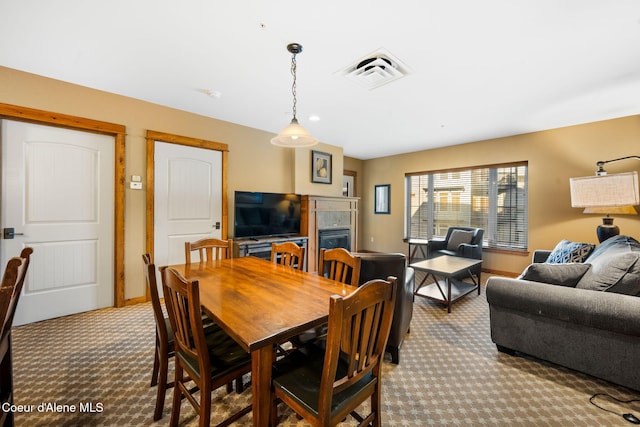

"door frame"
[144, 130, 229, 281]
[0, 102, 127, 307]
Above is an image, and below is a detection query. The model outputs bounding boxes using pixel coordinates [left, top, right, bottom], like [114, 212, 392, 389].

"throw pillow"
[583, 235, 640, 264]
[545, 240, 595, 264]
[446, 230, 474, 251]
[520, 263, 591, 287]
[577, 252, 640, 296]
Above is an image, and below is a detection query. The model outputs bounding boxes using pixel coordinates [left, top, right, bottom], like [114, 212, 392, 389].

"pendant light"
[270, 43, 318, 147]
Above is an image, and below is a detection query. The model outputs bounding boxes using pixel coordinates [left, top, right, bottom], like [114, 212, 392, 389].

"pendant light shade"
[271, 43, 318, 147]
[271, 118, 318, 147]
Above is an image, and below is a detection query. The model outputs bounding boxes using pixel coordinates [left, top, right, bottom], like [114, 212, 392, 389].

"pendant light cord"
[290, 52, 298, 121]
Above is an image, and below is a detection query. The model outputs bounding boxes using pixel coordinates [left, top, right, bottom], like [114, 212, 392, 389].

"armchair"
[355, 252, 414, 364]
[427, 227, 484, 278]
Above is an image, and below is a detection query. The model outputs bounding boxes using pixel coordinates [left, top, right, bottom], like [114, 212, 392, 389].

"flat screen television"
[234, 191, 302, 239]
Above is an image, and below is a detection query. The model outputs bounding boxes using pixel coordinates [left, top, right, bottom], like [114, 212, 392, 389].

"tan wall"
[0, 66, 343, 301]
[3, 66, 640, 294]
[359, 115, 640, 274]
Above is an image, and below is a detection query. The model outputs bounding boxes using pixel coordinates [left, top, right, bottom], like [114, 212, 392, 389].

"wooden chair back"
[185, 238, 233, 264]
[142, 253, 173, 420]
[1, 247, 33, 336]
[142, 254, 170, 355]
[160, 266, 252, 426]
[319, 276, 397, 424]
[0, 247, 33, 427]
[270, 241, 305, 270]
[318, 248, 361, 286]
[272, 276, 397, 426]
[161, 267, 207, 379]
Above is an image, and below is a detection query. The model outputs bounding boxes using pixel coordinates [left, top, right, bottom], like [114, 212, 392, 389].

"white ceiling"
[2, 1, 640, 160]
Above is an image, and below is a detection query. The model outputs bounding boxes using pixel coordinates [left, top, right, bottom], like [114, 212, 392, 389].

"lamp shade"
[569, 171, 640, 208]
[270, 118, 318, 147]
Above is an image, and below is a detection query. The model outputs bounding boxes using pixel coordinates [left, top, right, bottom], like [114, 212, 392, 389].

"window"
[405, 162, 528, 250]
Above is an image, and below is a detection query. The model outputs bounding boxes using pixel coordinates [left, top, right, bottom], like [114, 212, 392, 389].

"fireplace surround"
[301, 195, 359, 273]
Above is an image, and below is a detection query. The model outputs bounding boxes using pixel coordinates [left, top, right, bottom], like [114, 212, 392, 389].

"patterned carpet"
[9, 276, 640, 426]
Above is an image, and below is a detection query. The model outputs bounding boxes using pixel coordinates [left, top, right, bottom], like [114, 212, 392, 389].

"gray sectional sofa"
[486, 235, 640, 391]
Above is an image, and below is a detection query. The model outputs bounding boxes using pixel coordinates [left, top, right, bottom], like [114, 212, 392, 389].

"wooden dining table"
[165, 256, 357, 427]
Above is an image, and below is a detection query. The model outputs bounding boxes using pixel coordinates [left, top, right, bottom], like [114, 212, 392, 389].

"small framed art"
[312, 150, 332, 184]
[375, 184, 390, 214]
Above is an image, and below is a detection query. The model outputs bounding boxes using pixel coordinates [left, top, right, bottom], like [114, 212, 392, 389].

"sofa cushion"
[545, 240, 595, 264]
[576, 252, 640, 296]
[520, 263, 591, 287]
[446, 230, 474, 251]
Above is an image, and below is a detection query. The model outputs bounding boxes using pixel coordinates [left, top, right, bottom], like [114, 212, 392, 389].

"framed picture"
[312, 150, 332, 184]
[374, 184, 390, 214]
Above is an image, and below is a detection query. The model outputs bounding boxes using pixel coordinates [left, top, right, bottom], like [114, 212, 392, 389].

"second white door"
[153, 141, 223, 270]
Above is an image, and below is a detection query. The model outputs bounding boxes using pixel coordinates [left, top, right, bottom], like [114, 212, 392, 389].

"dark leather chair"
[427, 227, 484, 279]
[356, 253, 414, 364]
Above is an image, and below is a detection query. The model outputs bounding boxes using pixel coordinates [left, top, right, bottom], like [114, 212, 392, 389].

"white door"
[154, 141, 223, 270]
[1, 120, 114, 326]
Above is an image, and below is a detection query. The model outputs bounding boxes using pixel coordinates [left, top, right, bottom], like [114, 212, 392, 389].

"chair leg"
[199, 382, 211, 427]
[235, 375, 244, 393]
[151, 344, 160, 387]
[153, 351, 169, 421]
[387, 345, 400, 364]
[271, 398, 278, 426]
[169, 366, 183, 427]
[371, 386, 382, 427]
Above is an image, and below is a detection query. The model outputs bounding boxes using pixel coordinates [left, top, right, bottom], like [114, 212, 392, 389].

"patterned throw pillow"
[545, 240, 595, 264]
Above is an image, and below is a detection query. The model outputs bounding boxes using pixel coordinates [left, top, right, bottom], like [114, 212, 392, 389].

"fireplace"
[301, 195, 358, 273]
[318, 228, 351, 255]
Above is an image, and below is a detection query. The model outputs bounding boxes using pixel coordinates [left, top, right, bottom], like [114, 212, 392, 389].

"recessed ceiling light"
[308, 115, 320, 121]
[198, 89, 222, 99]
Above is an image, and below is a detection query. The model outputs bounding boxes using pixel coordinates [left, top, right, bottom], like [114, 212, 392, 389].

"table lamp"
[570, 168, 639, 243]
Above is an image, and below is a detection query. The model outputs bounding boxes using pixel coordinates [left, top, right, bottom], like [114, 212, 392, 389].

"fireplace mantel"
[301, 195, 359, 273]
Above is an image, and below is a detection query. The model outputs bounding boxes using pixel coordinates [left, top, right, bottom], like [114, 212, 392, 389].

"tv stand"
[234, 235, 308, 264]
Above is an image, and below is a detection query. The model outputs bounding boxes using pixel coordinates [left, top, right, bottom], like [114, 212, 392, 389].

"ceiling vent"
[340, 48, 410, 90]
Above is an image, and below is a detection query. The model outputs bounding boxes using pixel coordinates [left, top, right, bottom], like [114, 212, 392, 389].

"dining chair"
[142, 253, 175, 421]
[0, 247, 33, 427]
[271, 275, 397, 426]
[185, 238, 233, 264]
[160, 266, 252, 427]
[143, 254, 243, 421]
[271, 241, 305, 270]
[292, 248, 362, 348]
[318, 247, 361, 286]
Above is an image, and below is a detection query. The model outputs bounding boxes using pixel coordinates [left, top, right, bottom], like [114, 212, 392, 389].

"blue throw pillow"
[545, 240, 595, 264]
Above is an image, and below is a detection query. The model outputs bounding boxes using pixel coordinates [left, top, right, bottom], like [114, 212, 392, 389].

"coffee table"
[411, 255, 482, 313]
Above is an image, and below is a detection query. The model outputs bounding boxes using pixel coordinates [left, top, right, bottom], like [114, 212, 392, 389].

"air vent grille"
[340, 48, 410, 90]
